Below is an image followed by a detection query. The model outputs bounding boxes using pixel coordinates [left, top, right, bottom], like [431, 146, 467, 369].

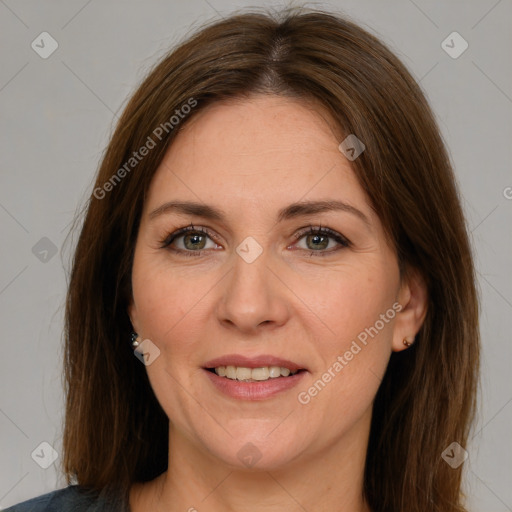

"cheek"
[131, 257, 212, 414]
[293, 260, 397, 411]
[131, 251, 219, 364]
[297, 261, 397, 347]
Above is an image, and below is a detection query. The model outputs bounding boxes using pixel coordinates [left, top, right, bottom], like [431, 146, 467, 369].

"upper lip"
[203, 354, 306, 372]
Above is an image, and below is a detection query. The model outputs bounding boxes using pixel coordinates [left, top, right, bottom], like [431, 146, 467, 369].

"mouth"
[202, 354, 308, 400]
[203, 354, 306, 380]
[205, 365, 305, 382]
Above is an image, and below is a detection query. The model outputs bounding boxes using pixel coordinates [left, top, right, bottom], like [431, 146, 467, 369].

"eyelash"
[159, 223, 351, 258]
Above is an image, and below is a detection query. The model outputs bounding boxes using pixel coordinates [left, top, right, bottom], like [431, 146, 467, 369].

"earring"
[403, 337, 414, 347]
[131, 332, 141, 347]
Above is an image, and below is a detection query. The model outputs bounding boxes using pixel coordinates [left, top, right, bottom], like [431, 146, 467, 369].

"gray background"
[0, 0, 511, 510]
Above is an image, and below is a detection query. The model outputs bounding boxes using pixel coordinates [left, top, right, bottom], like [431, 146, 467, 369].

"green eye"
[160, 224, 218, 256]
[160, 224, 351, 258]
[293, 226, 351, 256]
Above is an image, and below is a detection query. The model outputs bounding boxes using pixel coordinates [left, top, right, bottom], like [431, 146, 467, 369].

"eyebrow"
[149, 199, 371, 228]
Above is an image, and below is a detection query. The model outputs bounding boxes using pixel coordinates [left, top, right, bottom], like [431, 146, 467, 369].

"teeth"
[213, 365, 299, 381]
[226, 365, 237, 379]
[236, 367, 252, 381]
[268, 366, 281, 378]
[251, 367, 269, 381]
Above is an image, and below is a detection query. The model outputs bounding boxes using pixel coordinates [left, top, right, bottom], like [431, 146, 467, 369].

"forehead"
[144, 95, 370, 215]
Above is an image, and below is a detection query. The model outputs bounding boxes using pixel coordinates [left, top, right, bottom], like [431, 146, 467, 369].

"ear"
[392, 267, 428, 352]
[127, 297, 140, 334]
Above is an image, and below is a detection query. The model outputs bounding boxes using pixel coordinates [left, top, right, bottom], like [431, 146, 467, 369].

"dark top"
[3, 485, 129, 512]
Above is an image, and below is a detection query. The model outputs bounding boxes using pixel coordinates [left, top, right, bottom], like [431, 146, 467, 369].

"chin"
[202, 430, 308, 472]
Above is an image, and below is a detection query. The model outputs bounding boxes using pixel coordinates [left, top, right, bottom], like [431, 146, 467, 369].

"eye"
[292, 225, 351, 256]
[159, 223, 351, 258]
[159, 224, 220, 256]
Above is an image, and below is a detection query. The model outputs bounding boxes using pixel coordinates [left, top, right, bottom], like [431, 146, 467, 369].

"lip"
[203, 354, 305, 372]
[203, 368, 307, 400]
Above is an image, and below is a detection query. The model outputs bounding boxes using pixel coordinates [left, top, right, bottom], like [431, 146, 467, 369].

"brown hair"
[62, 7, 480, 511]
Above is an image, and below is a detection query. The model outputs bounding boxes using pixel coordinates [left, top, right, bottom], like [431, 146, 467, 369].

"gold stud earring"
[403, 337, 414, 347]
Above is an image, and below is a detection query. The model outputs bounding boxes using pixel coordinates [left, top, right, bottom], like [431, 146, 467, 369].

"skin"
[128, 95, 427, 512]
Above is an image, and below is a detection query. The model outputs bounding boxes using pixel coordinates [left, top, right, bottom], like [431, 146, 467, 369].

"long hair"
[62, 7, 480, 511]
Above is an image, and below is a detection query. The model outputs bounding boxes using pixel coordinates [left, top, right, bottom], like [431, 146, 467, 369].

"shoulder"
[2, 485, 113, 512]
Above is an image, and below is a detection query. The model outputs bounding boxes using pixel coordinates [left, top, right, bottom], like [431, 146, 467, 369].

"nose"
[215, 245, 291, 334]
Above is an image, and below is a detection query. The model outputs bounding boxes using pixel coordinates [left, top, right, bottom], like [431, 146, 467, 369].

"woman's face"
[129, 95, 416, 470]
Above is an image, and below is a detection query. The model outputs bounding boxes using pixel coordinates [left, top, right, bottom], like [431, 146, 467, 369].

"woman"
[6, 7, 479, 512]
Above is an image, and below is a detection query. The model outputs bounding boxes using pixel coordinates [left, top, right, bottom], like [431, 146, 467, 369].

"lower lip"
[203, 368, 307, 400]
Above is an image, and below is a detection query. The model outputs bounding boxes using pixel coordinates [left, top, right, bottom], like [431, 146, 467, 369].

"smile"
[211, 365, 300, 382]
[202, 354, 308, 400]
